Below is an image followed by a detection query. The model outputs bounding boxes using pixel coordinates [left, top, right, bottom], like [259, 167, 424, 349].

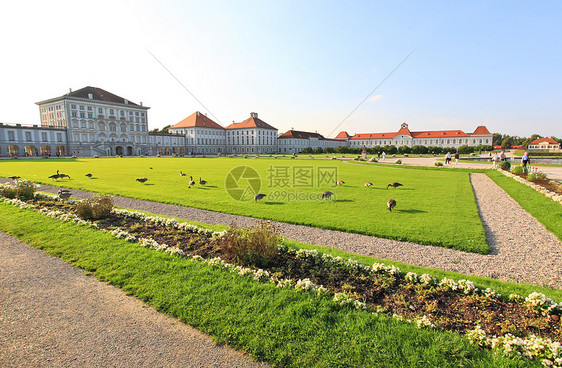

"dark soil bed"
[30, 198, 562, 343]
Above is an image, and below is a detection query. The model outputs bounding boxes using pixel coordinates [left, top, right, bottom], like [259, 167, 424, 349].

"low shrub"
[71, 155, 77, 158]
[395, 159, 402, 164]
[434, 161, 443, 167]
[14, 180, 37, 200]
[0, 180, 37, 200]
[369, 157, 377, 162]
[76, 197, 114, 220]
[220, 221, 280, 267]
[499, 161, 511, 171]
[511, 166, 524, 175]
[92, 155, 99, 158]
[403, 154, 409, 157]
[0, 185, 16, 198]
[526, 172, 548, 181]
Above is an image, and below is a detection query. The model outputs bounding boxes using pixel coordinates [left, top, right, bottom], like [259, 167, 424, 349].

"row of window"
[70, 121, 146, 132]
[70, 104, 144, 117]
[173, 129, 277, 137]
[351, 138, 489, 146]
[5, 130, 63, 142]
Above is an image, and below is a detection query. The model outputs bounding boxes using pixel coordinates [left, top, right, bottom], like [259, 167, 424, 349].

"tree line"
[492, 133, 561, 149]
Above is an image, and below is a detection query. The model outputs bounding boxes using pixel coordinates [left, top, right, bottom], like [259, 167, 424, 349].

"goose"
[254, 193, 266, 202]
[364, 182, 372, 187]
[8, 176, 21, 180]
[199, 177, 207, 186]
[336, 180, 345, 185]
[136, 177, 148, 183]
[386, 182, 403, 189]
[387, 199, 396, 211]
[57, 189, 72, 201]
[188, 176, 195, 188]
[180, 171, 186, 176]
[322, 191, 334, 200]
[49, 170, 61, 180]
[59, 173, 71, 179]
[85, 173, 93, 178]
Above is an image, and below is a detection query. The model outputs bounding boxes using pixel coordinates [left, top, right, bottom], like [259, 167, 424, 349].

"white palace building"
[0, 86, 493, 157]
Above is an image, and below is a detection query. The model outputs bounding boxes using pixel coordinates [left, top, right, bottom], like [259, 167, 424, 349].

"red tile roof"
[395, 126, 412, 136]
[335, 131, 351, 139]
[411, 130, 469, 138]
[170, 111, 224, 129]
[530, 137, 559, 145]
[472, 126, 491, 135]
[65, 86, 141, 106]
[226, 114, 277, 130]
[351, 132, 396, 139]
[278, 130, 324, 139]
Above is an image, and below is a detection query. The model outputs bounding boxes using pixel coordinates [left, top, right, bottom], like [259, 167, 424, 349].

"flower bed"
[499, 169, 562, 205]
[1, 184, 562, 367]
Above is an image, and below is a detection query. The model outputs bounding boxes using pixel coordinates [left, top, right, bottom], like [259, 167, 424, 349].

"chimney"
[204, 112, 207, 116]
[69, 88, 72, 93]
[140, 102, 143, 106]
[250, 112, 258, 118]
[124, 99, 128, 104]
[197, 111, 200, 117]
[88, 93, 93, 99]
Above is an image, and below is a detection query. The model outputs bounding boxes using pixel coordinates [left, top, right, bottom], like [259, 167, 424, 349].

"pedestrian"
[382, 151, 386, 160]
[521, 151, 529, 172]
[454, 152, 459, 165]
[377, 151, 381, 159]
[500, 150, 506, 162]
[492, 152, 499, 168]
[445, 151, 451, 164]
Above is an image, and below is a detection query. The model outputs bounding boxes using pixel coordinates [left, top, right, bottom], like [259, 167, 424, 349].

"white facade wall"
[38, 96, 151, 157]
[226, 127, 277, 154]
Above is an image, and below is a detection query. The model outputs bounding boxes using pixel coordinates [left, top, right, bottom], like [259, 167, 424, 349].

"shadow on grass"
[264, 202, 284, 205]
[334, 199, 354, 203]
[396, 209, 427, 214]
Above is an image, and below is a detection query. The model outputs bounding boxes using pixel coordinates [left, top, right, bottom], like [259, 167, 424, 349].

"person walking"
[445, 152, 452, 164]
[521, 151, 529, 172]
[382, 151, 386, 160]
[454, 152, 459, 165]
[492, 152, 499, 168]
[500, 150, 506, 162]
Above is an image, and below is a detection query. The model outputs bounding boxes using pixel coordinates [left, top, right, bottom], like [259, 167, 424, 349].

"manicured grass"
[487, 170, 562, 241]
[0, 157, 488, 253]
[0, 202, 540, 367]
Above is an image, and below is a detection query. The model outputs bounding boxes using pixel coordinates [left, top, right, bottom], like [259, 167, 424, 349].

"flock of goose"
[7, 169, 403, 211]
[254, 180, 403, 211]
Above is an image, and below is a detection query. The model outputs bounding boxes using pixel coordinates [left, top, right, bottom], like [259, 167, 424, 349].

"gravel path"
[0, 231, 269, 368]
[30, 174, 562, 288]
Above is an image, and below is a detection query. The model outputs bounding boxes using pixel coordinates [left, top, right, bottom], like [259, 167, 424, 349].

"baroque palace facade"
[0, 86, 493, 157]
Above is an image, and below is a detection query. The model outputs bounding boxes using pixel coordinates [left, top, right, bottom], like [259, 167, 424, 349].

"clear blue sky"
[1, 0, 560, 138]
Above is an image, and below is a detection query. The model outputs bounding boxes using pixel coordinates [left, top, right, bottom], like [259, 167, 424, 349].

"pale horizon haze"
[1, 1, 560, 138]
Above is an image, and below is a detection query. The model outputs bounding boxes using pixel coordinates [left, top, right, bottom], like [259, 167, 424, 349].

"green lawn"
[486, 170, 562, 240]
[0, 157, 488, 253]
[0, 202, 541, 367]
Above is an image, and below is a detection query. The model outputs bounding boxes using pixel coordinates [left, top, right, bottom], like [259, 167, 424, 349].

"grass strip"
[487, 170, 562, 241]
[0, 202, 539, 367]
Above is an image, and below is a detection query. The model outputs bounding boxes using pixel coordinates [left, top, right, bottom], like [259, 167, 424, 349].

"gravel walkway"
[0, 231, 269, 368]
[30, 174, 562, 288]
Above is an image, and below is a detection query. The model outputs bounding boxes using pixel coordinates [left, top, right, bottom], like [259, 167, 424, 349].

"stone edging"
[498, 169, 562, 205]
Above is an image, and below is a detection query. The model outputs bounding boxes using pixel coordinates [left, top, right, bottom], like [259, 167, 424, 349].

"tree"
[458, 145, 474, 154]
[501, 136, 513, 149]
[411, 145, 428, 154]
[398, 145, 411, 154]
